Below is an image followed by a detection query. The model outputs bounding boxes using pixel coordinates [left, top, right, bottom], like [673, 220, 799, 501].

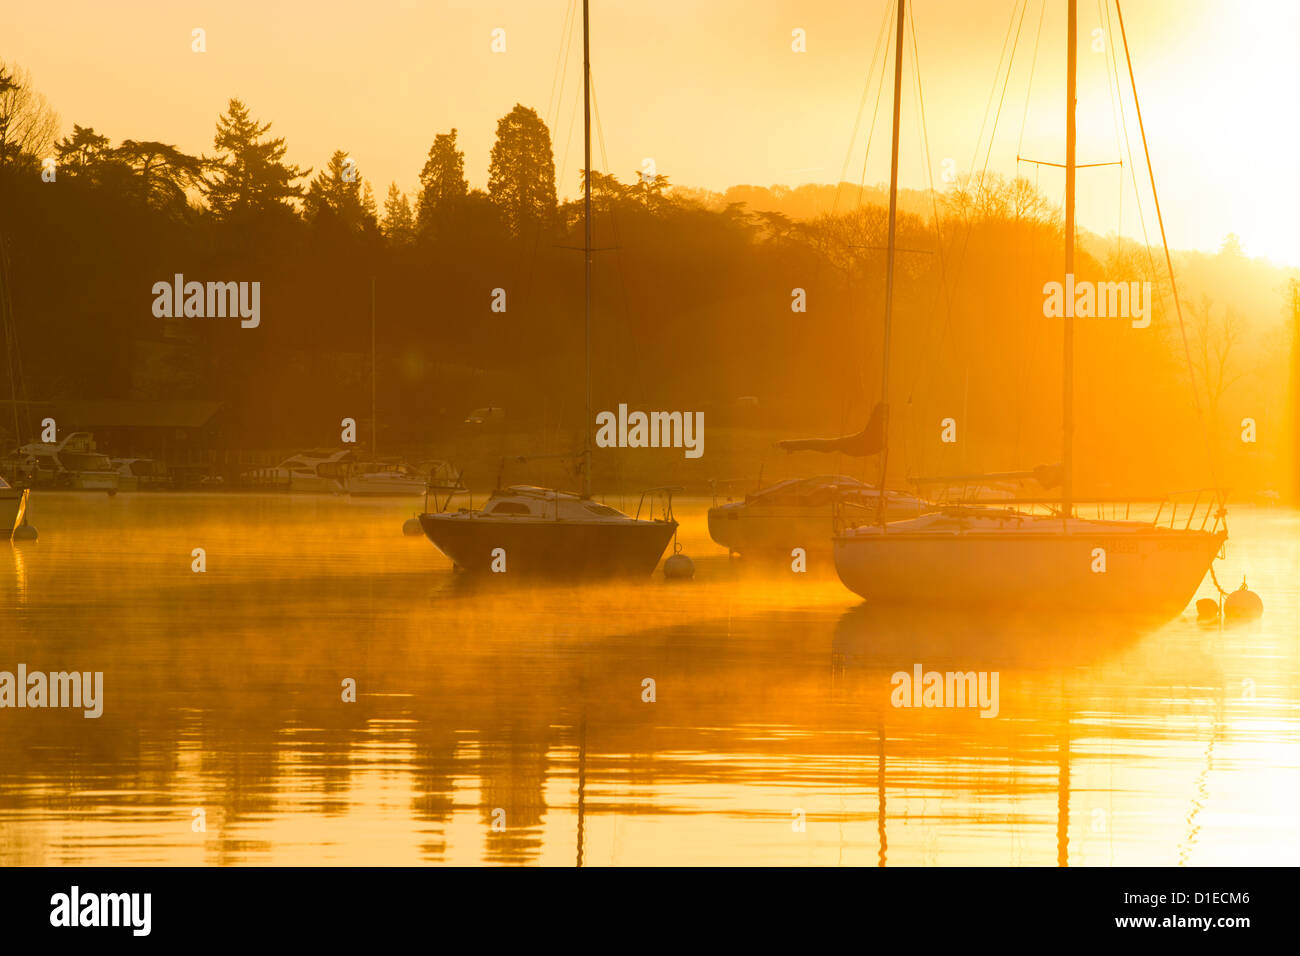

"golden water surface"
[1, 494, 1297, 865]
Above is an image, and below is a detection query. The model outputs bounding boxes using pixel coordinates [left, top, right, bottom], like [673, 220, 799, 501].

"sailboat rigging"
[706, 1, 929, 559]
[416, 0, 678, 577]
[832, 0, 1227, 616]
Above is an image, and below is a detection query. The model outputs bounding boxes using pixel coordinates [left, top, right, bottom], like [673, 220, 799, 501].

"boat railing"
[833, 497, 883, 533]
[709, 476, 762, 507]
[927, 488, 1229, 532]
[635, 486, 681, 523]
[425, 464, 470, 513]
[1153, 488, 1229, 534]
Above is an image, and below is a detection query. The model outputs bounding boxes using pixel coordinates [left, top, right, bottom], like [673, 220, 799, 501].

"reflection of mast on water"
[576, 704, 587, 868]
[1178, 661, 1226, 866]
[876, 721, 887, 867]
[1057, 708, 1070, 867]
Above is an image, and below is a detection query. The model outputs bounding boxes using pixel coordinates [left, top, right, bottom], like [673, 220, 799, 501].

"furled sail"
[777, 402, 887, 457]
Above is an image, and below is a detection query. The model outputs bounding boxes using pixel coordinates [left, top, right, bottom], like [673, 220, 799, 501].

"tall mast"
[370, 275, 377, 460]
[874, 0, 905, 523]
[581, 0, 593, 499]
[1062, 0, 1077, 518]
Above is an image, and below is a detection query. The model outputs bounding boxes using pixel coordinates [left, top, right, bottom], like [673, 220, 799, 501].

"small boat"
[420, 486, 677, 577]
[0, 475, 28, 536]
[111, 458, 170, 491]
[346, 461, 427, 497]
[7, 432, 119, 491]
[260, 449, 353, 493]
[708, 475, 929, 557]
[416, 2, 677, 579]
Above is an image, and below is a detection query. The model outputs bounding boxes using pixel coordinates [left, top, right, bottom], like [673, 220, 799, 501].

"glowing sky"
[6, 0, 1299, 265]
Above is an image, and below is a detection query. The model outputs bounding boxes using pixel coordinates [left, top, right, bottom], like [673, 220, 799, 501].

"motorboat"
[346, 461, 427, 497]
[257, 448, 353, 493]
[6, 432, 119, 491]
[111, 458, 170, 491]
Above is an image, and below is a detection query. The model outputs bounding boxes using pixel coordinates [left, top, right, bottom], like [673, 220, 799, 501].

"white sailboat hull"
[833, 521, 1225, 617]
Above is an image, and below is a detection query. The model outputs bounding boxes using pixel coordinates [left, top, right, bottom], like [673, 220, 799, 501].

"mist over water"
[1, 494, 1296, 865]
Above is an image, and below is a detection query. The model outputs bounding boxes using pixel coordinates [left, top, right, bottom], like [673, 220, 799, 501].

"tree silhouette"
[114, 140, 205, 213]
[382, 183, 416, 244]
[416, 128, 467, 237]
[54, 124, 113, 174]
[305, 150, 377, 233]
[0, 62, 59, 168]
[487, 105, 557, 237]
[204, 99, 308, 221]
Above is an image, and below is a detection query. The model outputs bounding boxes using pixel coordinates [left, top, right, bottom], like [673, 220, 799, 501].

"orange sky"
[6, 0, 1299, 266]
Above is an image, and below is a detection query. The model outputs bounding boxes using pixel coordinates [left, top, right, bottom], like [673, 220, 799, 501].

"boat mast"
[874, 0, 905, 523]
[370, 275, 377, 460]
[581, 0, 593, 499]
[1062, 0, 1077, 519]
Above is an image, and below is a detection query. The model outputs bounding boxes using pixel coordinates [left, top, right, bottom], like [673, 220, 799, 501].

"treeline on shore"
[0, 61, 1294, 495]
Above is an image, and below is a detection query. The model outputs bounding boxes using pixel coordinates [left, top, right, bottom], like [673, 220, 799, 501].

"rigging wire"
[1097, 0, 1126, 262]
[975, 0, 1031, 201]
[1016, 0, 1047, 161]
[545, 0, 579, 133]
[923, 0, 1028, 387]
[833, 2, 894, 217]
[1010, 0, 1046, 469]
[1103, 0, 1160, 284]
[901, 1, 1030, 481]
[968, 0, 1028, 195]
[1113, 0, 1223, 501]
[902, 4, 959, 484]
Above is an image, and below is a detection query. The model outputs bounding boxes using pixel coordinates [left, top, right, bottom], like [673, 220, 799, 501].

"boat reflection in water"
[832, 603, 1146, 867]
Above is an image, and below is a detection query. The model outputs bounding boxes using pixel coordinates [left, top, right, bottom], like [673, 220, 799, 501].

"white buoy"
[13, 521, 37, 541]
[664, 553, 695, 580]
[1195, 598, 1219, 622]
[1224, 578, 1263, 621]
[402, 517, 423, 536]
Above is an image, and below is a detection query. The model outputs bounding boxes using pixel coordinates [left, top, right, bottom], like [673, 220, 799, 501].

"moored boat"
[415, 1, 677, 580]
[0, 475, 28, 536]
[420, 485, 676, 576]
[708, 475, 929, 556]
[834, 507, 1225, 615]
[831, 0, 1228, 619]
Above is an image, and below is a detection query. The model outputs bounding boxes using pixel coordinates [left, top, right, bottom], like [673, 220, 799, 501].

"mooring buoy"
[1224, 578, 1263, 621]
[1195, 597, 1219, 622]
[664, 552, 695, 580]
[402, 517, 422, 537]
[13, 521, 37, 541]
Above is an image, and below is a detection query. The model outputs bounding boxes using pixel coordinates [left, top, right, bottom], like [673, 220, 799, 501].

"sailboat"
[0, 475, 26, 537]
[832, 0, 1226, 616]
[345, 279, 429, 498]
[417, 0, 678, 577]
[1, 229, 34, 532]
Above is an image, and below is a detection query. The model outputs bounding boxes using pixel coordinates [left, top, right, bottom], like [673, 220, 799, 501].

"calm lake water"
[1, 493, 1297, 865]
